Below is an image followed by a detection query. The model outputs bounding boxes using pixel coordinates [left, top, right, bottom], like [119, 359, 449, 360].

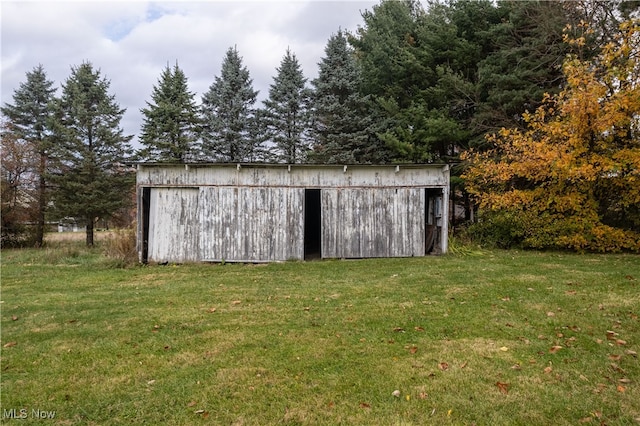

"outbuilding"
[135, 163, 449, 263]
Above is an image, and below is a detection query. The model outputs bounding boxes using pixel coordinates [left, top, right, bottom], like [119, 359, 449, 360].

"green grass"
[1, 241, 639, 425]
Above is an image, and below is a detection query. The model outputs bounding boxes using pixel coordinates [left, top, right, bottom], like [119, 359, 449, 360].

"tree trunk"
[35, 154, 46, 247]
[86, 219, 94, 247]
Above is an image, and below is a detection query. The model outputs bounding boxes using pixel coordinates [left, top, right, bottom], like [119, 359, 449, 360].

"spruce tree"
[138, 63, 200, 162]
[48, 62, 134, 247]
[201, 46, 260, 162]
[263, 49, 312, 163]
[1, 65, 56, 246]
[311, 30, 378, 164]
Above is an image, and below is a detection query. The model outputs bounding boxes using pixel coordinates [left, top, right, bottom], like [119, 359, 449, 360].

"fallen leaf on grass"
[606, 330, 618, 340]
[617, 385, 626, 393]
[231, 300, 241, 305]
[625, 349, 637, 357]
[615, 339, 627, 346]
[359, 402, 371, 409]
[393, 327, 405, 333]
[619, 378, 632, 384]
[460, 361, 468, 369]
[549, 346, 563, 354]
[419, 392, 428, 400]
[547, 311, 555, 317]
[414, 326, 425, 332]
[409, 346, 418, 354]
[3, 342, 17, 348]
[496, 382, 509, 394]
[187, 401, 197, 407]
[208, 307, 216, 313]
[392, 390, 401, 398]
[11, 315, 18, 321]
[544, 366, 553, 374]
[438, 362, 449, 371]
[608, 354, 622, 361]
[565, 290, 577, 295]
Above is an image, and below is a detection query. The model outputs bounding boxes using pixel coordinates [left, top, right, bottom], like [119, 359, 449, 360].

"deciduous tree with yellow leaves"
[463, 20, 640, 252]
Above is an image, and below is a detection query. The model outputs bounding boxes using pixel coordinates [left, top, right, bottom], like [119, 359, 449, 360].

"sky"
[1, 0, 380, 145]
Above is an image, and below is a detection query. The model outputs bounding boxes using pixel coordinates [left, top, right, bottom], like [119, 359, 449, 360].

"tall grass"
[102, 227, 138, 268]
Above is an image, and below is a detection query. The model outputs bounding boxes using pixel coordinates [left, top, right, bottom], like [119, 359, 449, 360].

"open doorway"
[425, 188, 443, 254]
[304, 189, 321, 260]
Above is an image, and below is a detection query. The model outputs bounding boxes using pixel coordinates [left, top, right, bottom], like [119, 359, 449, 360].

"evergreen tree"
[48, 62, 134, 247]
[201, 46, 260, 162]
[1, 65, 56, 246]
[263, 48, 312, 163]
[474, 1, 570, 143]
[311, 30, 380, 164]
[138, 63, 200, 162]
[351, 0, 475, 163]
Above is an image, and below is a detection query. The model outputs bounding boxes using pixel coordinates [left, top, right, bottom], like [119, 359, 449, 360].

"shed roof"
[134, 162, 450, 188]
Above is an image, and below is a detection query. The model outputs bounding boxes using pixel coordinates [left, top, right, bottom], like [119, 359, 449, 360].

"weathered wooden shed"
[135, 163, 449, 263]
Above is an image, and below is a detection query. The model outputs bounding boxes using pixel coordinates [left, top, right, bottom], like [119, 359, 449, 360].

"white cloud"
[1, 0, 379, 145]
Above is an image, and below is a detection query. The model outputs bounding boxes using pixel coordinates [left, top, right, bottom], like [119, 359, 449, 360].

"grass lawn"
[1, 240, 639, 425]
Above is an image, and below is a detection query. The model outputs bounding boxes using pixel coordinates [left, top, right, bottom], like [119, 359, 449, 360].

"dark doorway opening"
[141, 187, 151, 264]
[304, 189, 322, 260]
[425, 188, 442, 254]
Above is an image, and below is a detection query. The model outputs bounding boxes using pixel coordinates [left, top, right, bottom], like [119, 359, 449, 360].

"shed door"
[199, 187, 304, 262]
[148, 187, 200, 263]
[321, 188, 425, 258]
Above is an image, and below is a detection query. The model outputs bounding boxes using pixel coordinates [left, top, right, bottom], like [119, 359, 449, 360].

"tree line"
[2, 0, 638, 251]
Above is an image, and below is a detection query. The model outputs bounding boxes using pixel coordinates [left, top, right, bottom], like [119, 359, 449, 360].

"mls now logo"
[3, 408, 56, 419]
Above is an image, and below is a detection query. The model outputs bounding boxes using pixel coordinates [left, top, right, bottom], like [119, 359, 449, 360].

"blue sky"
[1, 0, 380, 145]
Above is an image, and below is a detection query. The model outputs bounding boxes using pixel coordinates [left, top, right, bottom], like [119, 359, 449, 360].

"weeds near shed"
[103, 227, 138, 267]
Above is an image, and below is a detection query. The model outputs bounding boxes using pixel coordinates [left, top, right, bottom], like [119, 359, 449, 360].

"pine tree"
[138, 63, 200, 162]
[1, 65, 56, 246]
[201, 46, 260, 162]
[263, 48, 312, 163]
[311, 30, 378, 164]
[48, 62, 134, 247]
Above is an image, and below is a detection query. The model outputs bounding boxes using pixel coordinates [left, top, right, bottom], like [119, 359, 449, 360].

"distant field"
[1, 243, 639, 425]
[45, 231, 114, 242]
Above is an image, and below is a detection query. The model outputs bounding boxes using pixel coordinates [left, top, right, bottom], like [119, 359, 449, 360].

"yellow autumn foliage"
[463, 20, 640, 252]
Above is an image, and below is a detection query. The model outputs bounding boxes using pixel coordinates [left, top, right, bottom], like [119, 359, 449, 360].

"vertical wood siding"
[148, 187, 200, 263]
[199, 187, 304, 262]
[138, 164, 448, 262]
[322, 188, 425, 258]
